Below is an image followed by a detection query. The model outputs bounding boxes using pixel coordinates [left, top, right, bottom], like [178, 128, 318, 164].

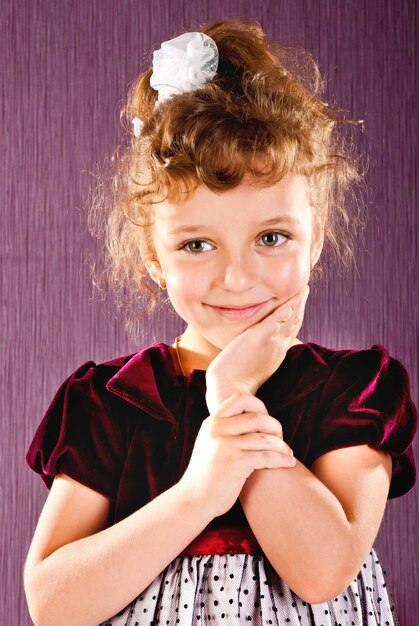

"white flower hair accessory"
[132, 117, 144, 137]
[150, 32, 219, 102]
[132, 31, 219, 138]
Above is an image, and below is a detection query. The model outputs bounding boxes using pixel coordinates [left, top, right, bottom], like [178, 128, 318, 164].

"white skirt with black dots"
[99, 547, 400, 626]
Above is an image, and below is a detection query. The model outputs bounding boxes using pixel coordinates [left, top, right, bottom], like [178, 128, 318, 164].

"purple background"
[3, 0, 418, 624]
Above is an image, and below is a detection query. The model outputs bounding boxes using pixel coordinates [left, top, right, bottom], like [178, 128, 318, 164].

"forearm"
[239, 459, 357, 603]
[25, 482, 214, 626]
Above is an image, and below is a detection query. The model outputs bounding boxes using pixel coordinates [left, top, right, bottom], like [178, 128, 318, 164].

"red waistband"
[179, 526, 263, 556]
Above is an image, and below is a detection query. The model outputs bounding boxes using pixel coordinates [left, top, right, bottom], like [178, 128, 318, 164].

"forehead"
[153, 173, 313, 227]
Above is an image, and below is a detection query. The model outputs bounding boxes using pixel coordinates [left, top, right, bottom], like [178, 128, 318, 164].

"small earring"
[158, 277, 166, 290]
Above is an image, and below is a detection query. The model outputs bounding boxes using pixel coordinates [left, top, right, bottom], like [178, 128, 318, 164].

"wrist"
[174, 479, 217, 523]
[205, 379, 255, 413]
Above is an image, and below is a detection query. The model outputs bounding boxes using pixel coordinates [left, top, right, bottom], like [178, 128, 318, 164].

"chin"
[206, 327, 250, 350]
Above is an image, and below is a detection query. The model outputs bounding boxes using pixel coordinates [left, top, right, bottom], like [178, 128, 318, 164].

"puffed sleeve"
[309, 345, 418, 499]
[26, 361, 127, 501]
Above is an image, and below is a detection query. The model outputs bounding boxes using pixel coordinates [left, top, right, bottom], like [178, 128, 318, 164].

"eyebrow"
[168, 215, 301, 236]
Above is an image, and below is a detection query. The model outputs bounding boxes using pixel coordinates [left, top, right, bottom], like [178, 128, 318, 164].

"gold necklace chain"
[174, 335, 186, 377]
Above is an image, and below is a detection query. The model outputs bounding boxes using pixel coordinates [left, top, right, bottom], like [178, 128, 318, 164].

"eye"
[257, 231, 288, 247]
[180, 240, 214, 254]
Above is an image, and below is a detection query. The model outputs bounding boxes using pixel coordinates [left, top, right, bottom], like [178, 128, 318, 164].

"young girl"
[24, 19, 417, 626]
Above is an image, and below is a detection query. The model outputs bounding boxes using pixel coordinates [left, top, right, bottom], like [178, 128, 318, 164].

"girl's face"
[147, 173, 324, 363]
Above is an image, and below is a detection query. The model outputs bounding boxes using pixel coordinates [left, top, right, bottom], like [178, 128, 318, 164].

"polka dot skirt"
[100, 547, 400, 626]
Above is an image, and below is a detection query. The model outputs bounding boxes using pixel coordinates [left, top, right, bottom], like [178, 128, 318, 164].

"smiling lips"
[206, 301, 268, 321]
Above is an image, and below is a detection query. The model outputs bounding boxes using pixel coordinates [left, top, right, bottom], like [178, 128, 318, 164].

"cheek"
[165, 273, 185, 304]
[166, 264, 205, 286]
[164, 260, 211, 293]
[270, 255, 310, 293]
[164, 264, 208, 305]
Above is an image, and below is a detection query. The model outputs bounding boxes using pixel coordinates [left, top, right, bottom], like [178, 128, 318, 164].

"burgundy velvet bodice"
[27, 342, 417, 540]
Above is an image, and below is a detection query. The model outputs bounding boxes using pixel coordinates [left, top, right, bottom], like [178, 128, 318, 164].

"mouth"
[206, 301, 270, 321]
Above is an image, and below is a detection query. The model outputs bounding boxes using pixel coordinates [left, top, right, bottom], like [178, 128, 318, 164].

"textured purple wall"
[3, 0, 417, 624]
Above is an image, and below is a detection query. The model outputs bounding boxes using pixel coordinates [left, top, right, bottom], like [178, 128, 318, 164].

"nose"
[218, 250, 259, 292]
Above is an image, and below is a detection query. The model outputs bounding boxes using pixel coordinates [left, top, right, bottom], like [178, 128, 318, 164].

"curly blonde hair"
[88, 19, 367, 344]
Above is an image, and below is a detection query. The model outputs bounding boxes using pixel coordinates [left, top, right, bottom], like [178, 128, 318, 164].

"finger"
[211, 412, 283, 438]
[274, 292, 308, 335]
[243, 450, 297, 471]
[277, 289, 308, 325]
[211, 390, 269, 418]
[259, 287, 309, 330]
[291, 292, 308, 326]
[237, 432, 293, 454]
[274, 298, 306, 335]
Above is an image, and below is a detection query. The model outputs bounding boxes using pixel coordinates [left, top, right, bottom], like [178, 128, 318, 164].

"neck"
[172, 328, 221, 375]
[171, 327, 304, 377]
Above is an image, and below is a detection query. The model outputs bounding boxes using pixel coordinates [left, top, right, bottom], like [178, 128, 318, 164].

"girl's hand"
[178, 392, 296, 518]
[205, 286, 309, 414]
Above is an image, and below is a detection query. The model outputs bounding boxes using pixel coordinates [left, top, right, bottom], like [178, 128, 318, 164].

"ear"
[146, 261, 161, 284]
[141, 240, 165, 285]
[144, 257, 165, 287]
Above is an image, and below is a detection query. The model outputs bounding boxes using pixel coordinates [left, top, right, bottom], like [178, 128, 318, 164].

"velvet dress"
[26, 342, 418, 626]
